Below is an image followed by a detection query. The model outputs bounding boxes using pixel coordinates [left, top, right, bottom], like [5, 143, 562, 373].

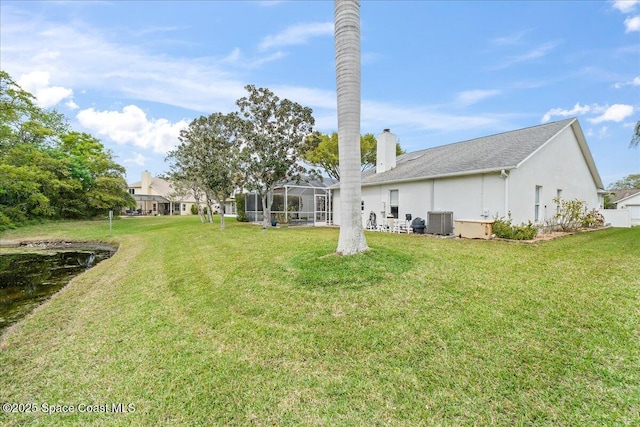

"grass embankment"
[1, 217, 638, 426]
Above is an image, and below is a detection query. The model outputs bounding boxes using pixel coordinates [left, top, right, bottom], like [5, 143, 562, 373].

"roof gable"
[360, 118, 602, 188]
[612, 189, 640, 204]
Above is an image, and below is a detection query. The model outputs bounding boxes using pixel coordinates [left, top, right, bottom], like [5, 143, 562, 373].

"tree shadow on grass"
[287, 246, 413, 289]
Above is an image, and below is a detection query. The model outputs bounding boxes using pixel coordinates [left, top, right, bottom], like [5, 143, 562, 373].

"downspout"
[500, 169, 509, 216]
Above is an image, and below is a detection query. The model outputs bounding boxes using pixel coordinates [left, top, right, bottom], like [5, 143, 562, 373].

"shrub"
[553, 197, 587, 231]
[582, 208, 605, 228]
[492, 213, 538, 240]
[235, 193, 249, 222]
[0, 212, 15, 231]
[190, 204, 199, 215]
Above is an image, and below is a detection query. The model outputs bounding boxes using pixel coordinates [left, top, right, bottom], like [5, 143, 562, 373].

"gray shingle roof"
[360, 118, 576, 186]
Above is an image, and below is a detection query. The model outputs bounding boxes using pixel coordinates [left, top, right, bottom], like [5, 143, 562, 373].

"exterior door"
[315, 194, 327, 225]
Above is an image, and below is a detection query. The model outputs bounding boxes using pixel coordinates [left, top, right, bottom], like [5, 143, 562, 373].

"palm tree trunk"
[335, 0, 368, 255]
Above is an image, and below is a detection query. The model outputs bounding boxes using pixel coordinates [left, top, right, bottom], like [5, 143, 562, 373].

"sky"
[1, 0, 638, 188]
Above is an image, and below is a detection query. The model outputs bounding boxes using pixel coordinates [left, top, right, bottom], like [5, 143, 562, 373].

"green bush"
[552, 198, 604, 231]
[492, 213, 538, 240]
[190, 204, 199, 215]
[553, 197, 585, 231]
[582, 208, 605, 228]
[235, 193, 249, 222]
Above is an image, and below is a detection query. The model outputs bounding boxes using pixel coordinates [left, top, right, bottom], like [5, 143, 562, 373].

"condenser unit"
[426, 211, 453, 235]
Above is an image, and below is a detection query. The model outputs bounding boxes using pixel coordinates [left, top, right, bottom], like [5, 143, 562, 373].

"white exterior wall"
[432, 174, 505, 220]
[508, 126, 600, 225]
[332, 125, 602, 228]
[334, 173, 507, 228]
[600, 209, 631, 228]
[617, 193, 640, 226]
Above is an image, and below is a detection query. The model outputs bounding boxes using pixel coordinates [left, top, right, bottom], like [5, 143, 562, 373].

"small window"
[390, 190, 399, 219]
[534, 186, 542, 221]
[129, 188, 135, 195]
[152, 203, 156, 212]
[556, 189, 562, 214]
[361, 200, 364, 211]
[182, 204, 186, 211]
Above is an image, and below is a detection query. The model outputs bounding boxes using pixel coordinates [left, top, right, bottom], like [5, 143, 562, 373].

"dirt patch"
[492, 226, 610, 243]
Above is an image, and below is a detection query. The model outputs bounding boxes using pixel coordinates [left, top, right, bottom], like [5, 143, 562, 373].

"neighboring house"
[612, 189, 640, 227]
[331, 118, 606, 230]
[127, 171, 198, 215]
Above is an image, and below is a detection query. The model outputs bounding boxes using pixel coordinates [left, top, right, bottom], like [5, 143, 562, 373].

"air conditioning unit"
[426, 211, 453, 235]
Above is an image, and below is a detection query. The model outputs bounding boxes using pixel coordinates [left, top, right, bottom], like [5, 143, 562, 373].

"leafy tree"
[0, 70, 68, 151]
[608, 173, 640, 190]
[334, 0, 368, 254]
[0, 71, 133, 229]
[236, 85, 316, 229]
[304, 131, 405, 180]
[168, 113, 240, 229]
[59, 132, 134, 216]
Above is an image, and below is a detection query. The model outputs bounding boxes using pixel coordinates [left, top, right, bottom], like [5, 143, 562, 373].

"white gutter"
[359, 166, 518, 188]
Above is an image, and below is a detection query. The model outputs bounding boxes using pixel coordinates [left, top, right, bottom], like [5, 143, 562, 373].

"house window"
[535, 186, 542, 221]
[361, 200, 364, 211]
[182, 204, 186, 212]
[390, 190, 399, 219]
[556, 189, 562, 214]
[129, 188, 135, 195]
[152, 203, 156, 212]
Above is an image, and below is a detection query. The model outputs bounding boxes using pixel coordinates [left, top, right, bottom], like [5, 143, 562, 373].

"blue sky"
[1, 0, 638, 187]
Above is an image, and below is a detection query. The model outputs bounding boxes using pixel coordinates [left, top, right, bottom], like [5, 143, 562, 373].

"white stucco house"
[613, 189, 640, 227]
[331, 118, 606, 231]
[127, 171, 198, 215]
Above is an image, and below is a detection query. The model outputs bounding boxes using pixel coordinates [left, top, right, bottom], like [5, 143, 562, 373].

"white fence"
[600, 209, 631, 228]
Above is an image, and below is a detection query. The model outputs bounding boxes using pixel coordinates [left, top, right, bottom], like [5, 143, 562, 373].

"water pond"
[0, 243, 116, 332]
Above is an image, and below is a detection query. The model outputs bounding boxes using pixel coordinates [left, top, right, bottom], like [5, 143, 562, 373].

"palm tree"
[334, 0, 368, 255]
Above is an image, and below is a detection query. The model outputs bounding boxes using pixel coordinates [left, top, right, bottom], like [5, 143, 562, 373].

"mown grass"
[0, 216, 638, 426]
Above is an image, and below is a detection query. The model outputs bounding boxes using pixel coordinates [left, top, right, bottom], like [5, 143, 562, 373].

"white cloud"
[17, 71, 74, 108]
[124, 153, 149, 166]
[487, 41, 559, 70]
[259, 22, 333, 50]
[612, 0, 639, 13]
[490, 30, 530, 46]
[361, 100, 503, 134]
[541, 103, 591, 122]
[76, 105, 189, 153]
[1, 9, 246, 114]
[456, 89, 502, 105]
[588, 104, 634, 124]
[624, 15, 640, 32]
[614, 75, 640, 88]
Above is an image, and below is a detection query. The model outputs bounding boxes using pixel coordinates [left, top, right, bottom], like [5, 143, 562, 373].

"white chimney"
[376, 129, 397, 173]
[141, 170, 152, 194]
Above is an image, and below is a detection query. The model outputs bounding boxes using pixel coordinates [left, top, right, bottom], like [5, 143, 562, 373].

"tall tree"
[608, 173, 640, 190]
[168, 113, 240, 229]
[236, 85, 316, 229]
[304, 131, 405, 180]
[59, 132, 134, 217]
[0, 70, 68, 150]
[334, 0, 368, 255]
[0, 71, 133, 229]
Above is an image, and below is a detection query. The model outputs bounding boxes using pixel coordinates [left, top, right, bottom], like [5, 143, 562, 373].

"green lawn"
[1, 216, 639, 426]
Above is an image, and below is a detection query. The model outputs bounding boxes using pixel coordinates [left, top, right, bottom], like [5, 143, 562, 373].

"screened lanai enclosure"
[245, 178, 336, 226]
